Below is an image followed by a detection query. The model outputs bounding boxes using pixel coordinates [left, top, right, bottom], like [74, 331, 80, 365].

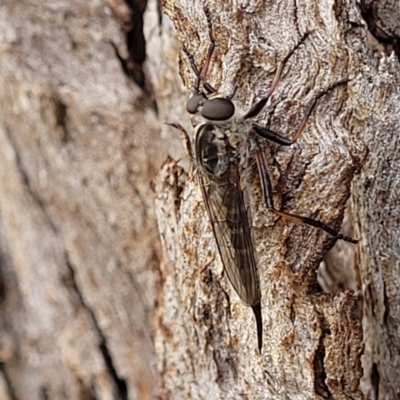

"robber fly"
[177, 7, 357, 353]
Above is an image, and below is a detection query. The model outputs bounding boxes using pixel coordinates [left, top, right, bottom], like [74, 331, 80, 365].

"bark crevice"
[63, 253, 129, 400]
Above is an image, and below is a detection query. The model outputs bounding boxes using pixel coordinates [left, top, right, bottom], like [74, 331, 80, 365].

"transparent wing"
[197, 166, 261, 307]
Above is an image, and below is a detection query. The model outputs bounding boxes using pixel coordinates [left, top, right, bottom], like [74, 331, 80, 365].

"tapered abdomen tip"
[252, 302, 263, 353]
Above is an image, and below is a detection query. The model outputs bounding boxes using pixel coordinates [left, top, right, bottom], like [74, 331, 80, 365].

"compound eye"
[187, 94, 206, 114]
[201, 97, 235, 121]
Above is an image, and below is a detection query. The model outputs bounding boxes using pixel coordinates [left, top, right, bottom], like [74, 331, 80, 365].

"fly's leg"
[254, 150, 357, 243]
[182, 6, 217, 95]
[243, 32, 310, 120]
[249, 48, 354, 241]
[199, 6, 216, 87]
[252, 79, 349, 145]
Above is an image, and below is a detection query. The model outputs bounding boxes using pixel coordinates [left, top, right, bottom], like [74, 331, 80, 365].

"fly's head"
[187, 92, 236, 125]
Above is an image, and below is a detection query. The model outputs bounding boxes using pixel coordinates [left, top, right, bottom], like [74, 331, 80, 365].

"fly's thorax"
[228, 118, 253, 148]
[194, 123, 233, 179]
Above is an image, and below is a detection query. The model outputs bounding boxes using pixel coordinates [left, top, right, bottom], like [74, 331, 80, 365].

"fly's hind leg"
[254, 150, 357, 243]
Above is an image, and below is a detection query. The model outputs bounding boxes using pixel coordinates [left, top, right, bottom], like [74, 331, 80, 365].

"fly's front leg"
[243, 32, 310, 120]
[182, 6, 217, 95]
[254, 150, 357, 243]
[183, 45, 217, 96]
[199, 6, 216, 87]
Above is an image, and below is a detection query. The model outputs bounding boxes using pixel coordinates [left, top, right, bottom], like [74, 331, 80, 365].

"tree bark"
[153, 0, 400, 399]
[1, 0, 399, 399]
[0, 0, 162, 399]
[351, 1, 400, 399]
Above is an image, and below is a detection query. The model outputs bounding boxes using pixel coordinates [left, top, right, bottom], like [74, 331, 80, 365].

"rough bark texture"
[352, 2, 400, 399]
[0, 0, 162, 399]
[1, 0, 400, 399]
[153, 0, 399, 399]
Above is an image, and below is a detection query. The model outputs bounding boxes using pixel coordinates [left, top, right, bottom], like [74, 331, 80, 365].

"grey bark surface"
[0, 0, 399, 399]
[153, 0, 400, 399]
[0, 0, 162, 399]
